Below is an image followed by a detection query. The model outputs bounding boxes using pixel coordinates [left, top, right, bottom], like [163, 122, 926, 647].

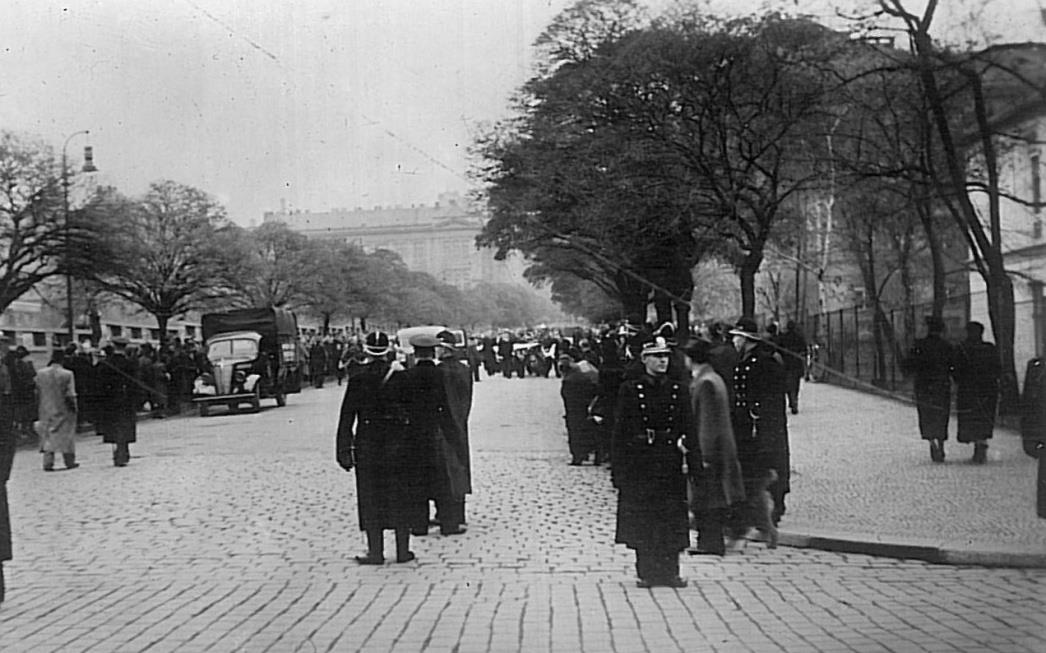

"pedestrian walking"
[683, 338, 745, 555]
[336, 331, 421, 564]
[611, 335, 700, 588]
[0, 335, 16, 603]
[94, 337, 141, 467]
[35, 350, 79, 472]
[952, 321, 1000, 464]
[435, 331, 473, 534]
[903, 316, 954, 463]
[728, 317, 789, 535]
[776, 320, 807, 415]
[559, 352, 600, 466]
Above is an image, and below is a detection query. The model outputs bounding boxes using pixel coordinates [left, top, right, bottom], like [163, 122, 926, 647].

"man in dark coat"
[309, 340, 329, 389]
[1020, 356, 1046, 518]
[612, 335, 700, 588]
[0, 335, 16, 603]
[952, 321, 1000, 464]
[729, 317, 790, 527]
[559, 352, 600, 466]
[776, 320, 808, 415]
[336, 331, 421, 564]
[400, 334, 454, 537]
[435, 331, 473, 534]
[95, 337, 141, 466]
[904, 316, 954, 463]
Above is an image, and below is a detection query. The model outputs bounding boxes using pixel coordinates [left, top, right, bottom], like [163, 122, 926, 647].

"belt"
[633, 429, 676, 445]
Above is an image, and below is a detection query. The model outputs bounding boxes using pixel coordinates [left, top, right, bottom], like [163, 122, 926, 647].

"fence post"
[854, 304, 860, 381]
[890, 309, 897, 391]
[838, 308, 846, 376]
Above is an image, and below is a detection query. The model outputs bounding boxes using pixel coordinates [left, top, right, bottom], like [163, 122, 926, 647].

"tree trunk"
[739, 250, 763, 319]
[156, 313, 171, 348]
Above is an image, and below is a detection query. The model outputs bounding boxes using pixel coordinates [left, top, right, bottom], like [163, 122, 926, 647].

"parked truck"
[193, 307, 303, 416]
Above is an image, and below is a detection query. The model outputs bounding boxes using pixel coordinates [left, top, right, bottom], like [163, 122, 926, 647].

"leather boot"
[63, 453, 79, 470]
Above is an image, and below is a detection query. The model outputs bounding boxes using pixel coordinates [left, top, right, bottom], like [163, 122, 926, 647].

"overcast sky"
[2, 0, 1042, 226]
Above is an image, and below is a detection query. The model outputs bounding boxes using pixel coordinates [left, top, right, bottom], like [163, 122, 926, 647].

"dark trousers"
[435, 497, 466, 531]
[113, 442, 130, 465]
[693, 507, 727, 553]
[785, 369, 801, 410]
[634, 547, 679, 583]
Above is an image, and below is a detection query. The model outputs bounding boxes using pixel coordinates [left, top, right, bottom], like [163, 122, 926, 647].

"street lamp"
[62, 130, 98, 344]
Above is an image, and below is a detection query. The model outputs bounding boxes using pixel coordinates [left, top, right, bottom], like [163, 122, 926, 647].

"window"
[207, 338, 259, 361]
[32, 332, 46, 347]
[130, 327, 143, 339]
[108, 325, 123, 338]
[150, 328, 162, 341]
[184, 326, 196, 338]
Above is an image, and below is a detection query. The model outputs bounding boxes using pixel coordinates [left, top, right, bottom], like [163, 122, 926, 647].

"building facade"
[261, 192, 525, 289]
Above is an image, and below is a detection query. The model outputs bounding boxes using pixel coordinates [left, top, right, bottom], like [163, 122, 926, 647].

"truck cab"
[193, 308, 303, 416]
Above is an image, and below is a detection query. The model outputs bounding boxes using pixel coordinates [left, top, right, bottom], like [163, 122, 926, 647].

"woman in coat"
[684, 339, 745, 555]
[336, 331, 420, 564]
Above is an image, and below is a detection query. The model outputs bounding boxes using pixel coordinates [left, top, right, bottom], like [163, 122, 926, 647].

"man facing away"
[36, 350, 79, 471]
[904, 316, 954, 463]
[952, 321, 1000, 464]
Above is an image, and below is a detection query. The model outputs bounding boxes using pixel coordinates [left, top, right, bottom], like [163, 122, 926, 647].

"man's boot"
[355, 528, 384, 565]
[395, 529, 415, 563]
[43, 451, 55, 472]
[972, 442, 988, 464]
[63, 453, 79, 470]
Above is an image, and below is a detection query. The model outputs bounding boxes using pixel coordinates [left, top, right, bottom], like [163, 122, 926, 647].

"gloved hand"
[337, 447, 356, 472]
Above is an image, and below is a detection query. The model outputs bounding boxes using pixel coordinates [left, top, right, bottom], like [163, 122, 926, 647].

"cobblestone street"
[1, 374, 1044, 652]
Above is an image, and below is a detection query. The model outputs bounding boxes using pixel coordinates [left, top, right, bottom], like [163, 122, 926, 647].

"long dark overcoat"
[690, 364, 745, 513]
[904, 335, 954, 440]
[952, 339, 1000, 443]
[561, 366, 599, 460]
[399, 360, 449, 513]
[732, 343, 790, 496]
[95, 353, 140, 445]
[336, 360, 423, 530]
[438, 357, 473, 500]
[0, 361, 14, 562]
[611, 373, 699, 553]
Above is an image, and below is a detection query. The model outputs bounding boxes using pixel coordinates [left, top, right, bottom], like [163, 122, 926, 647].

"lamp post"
[61, 131, 98, 344]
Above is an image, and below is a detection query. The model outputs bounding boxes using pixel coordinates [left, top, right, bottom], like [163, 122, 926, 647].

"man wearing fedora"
[95, 336, 141, 467]
[903, 316, 954, 463]
[612, 334, 700, 588]
[729, 317, 790, 528]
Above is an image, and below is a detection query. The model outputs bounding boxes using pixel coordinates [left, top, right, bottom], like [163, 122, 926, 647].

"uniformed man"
[400, 334, 460, 536]
[612, 335, 700, 588]
[729, 317, 790, 527]
[336, 331, 420, 564]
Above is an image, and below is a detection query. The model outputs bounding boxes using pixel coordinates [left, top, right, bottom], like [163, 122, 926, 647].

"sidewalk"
[776, 380, 1046, 567]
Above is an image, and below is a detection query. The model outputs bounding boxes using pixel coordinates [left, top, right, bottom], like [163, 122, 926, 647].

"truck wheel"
[199, 403, 210, 417]
[251, 385, 262, 412]
[276, 391, 287, 407]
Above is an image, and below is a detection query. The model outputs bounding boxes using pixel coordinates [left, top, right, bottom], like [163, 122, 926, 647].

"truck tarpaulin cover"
[202, 308, 298, 342]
